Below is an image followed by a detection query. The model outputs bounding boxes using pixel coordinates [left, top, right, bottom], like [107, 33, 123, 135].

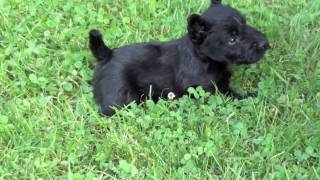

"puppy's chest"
[177, 64, 226, 90]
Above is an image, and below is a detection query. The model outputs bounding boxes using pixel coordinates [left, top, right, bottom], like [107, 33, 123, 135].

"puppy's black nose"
[257, 41, 270, 50]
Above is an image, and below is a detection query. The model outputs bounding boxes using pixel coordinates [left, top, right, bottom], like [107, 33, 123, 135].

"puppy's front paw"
[245, 91, 258, 98]
[230, 92, 255, 100]
[233, 94, 247, 100]
[226, 90, 246, 100]
[236, 92, 257, 100]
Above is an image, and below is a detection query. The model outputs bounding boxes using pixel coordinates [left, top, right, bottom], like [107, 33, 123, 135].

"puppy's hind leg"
[96, 86, 140, 117]
[89, 29, 112, 62]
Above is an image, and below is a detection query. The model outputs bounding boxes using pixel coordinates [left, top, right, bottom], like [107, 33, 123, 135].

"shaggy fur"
[89, 0, 270, 116]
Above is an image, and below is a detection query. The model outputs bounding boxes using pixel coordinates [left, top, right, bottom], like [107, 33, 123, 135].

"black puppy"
[89, 0, 269, 116]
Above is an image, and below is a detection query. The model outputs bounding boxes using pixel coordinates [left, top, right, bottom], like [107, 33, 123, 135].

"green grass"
[0, 0, 319, 179]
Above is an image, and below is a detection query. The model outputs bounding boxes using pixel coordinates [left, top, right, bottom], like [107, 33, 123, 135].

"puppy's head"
[188, 0, 269, 64]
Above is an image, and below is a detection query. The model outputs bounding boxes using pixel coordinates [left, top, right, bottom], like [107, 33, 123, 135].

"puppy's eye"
[228, 37, 237, 45]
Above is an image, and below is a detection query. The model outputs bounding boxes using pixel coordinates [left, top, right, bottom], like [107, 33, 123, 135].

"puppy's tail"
[89, 29, 112, 62]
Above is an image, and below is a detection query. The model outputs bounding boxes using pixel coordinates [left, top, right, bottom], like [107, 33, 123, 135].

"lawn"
[0, 0, 319, 179]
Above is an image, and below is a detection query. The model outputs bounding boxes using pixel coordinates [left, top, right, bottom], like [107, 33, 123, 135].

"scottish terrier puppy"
[89, 0, 269, 116]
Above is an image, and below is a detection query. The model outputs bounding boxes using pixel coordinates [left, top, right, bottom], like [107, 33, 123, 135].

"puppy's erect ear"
[188, 14, 210, 45]
[211, 0, 222, 5]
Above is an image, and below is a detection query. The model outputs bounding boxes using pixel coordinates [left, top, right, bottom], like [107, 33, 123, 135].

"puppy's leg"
[89, 29, 112, 62]
[218, 84, 245, 99]
[216, 76, 247, 99]
[96, 87, 139, 116]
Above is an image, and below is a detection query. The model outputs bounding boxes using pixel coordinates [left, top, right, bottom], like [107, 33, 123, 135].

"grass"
[0, 0, 319, 179]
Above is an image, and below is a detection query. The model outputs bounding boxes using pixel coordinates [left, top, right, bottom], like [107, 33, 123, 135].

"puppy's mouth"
[227, 48, 269, 65]
[225, 54, 254, 65]
[248, 49, 269, 63]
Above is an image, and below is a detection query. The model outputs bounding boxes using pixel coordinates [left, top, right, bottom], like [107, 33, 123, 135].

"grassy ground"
[0, 0, 319, 179]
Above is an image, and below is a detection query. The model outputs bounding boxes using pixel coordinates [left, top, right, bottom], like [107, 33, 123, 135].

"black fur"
[89, 0, 269, 116]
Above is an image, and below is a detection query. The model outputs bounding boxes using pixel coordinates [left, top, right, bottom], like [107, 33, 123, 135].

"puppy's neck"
[179, 36, 229, 67]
